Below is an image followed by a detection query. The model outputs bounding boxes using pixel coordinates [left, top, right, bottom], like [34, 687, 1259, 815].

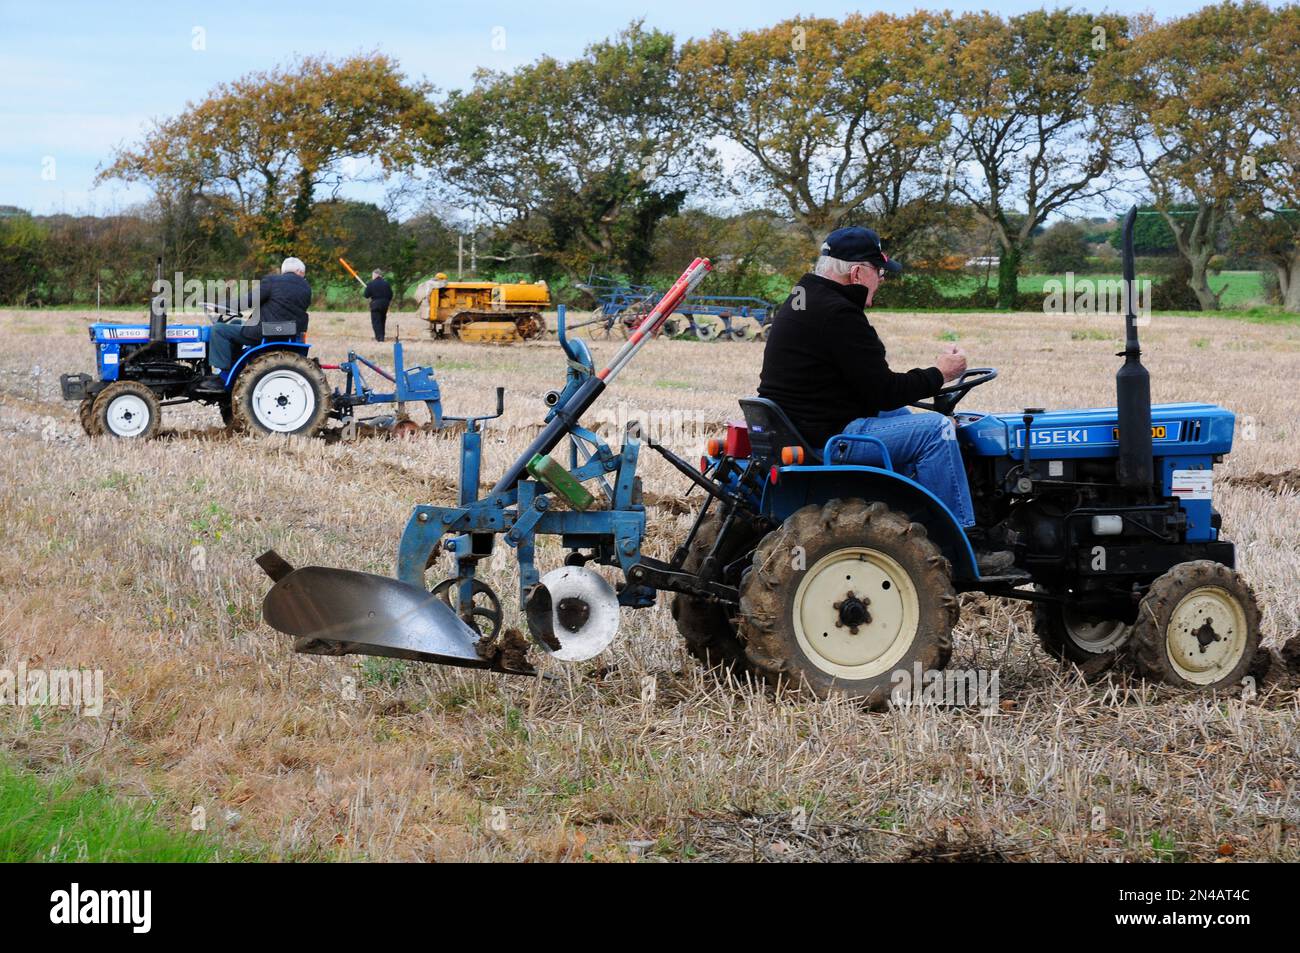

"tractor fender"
[222, 341, 311, 387]
[767, 464, 978, 581]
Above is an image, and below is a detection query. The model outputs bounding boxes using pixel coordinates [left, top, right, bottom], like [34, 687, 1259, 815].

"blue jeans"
[832, 408, 976, 527]
[209, 321, 253, 372]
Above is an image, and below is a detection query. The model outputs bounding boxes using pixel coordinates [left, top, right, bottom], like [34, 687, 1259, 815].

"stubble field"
[1, 305, 1298, 861]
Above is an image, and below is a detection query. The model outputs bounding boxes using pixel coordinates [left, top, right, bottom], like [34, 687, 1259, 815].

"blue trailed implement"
[574, 272, 776, 341]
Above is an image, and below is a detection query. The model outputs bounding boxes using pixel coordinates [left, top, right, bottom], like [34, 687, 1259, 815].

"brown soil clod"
[1225, 468, 1300, 495]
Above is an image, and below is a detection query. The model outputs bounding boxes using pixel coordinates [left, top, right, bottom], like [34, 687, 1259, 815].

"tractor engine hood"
[955, 402, 1236, 459]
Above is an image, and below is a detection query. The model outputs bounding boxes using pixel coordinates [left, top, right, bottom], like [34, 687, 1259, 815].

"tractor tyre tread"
[78, 397, 100, 437]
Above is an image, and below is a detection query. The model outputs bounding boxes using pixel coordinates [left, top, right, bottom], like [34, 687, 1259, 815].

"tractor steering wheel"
[202, 302, 244, 324]
[910, 367, 998, 416]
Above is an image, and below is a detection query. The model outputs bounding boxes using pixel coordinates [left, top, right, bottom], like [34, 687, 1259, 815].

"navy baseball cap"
[821, 227, 903, 273]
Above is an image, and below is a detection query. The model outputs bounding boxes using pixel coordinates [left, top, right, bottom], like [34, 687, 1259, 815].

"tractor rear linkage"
[260, 258, 718, 673]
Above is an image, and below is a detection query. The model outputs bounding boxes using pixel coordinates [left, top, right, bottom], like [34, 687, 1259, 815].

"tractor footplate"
[258, 555, 528, 673]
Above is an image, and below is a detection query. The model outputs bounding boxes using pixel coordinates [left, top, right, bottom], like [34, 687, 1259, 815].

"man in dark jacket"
[759, 227, 1007, 568]
[364, 269, 393, 342]
[202, 257, 312, 386]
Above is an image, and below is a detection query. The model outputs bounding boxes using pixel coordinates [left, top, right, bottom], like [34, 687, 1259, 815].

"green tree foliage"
[99, 55, 437, 273]
[0, 213, 49, 305]
[1095, 1, 1276, 309]
[434, 23, 705, 280]
[942, 9, 1129, 308]
[680, 13, 953, 255]
[1034, 221, 1090, 273]
[1238, 3, 1300, 310]
[1106, 205, 1182, 254]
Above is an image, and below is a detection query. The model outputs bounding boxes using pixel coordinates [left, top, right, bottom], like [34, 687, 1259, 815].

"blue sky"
[1, 0, 1204, 216]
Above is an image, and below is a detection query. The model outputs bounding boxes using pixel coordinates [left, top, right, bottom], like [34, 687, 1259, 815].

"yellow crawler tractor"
[417, 274, 550, 343]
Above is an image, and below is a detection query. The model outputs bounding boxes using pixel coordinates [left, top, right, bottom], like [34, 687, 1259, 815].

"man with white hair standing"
[758, 226, 1012, 572]
[200, 256, 312, 390]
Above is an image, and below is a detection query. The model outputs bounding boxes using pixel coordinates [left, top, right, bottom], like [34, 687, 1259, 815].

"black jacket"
[244, 272, 312, 338]
[757, 273, 944, 448]
[364, 277, 393, 310]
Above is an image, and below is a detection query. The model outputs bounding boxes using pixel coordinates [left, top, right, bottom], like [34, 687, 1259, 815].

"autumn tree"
[98, 55, 437, 272]
[1095, 2, 1274, 310]
[434, 23, 706, 279]
[941, 10, 1127, 308]
[679, 13, 951, 256]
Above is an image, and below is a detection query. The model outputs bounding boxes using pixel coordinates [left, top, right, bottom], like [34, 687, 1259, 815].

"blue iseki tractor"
[260, 212, 1262, 705]
[60, 261, 446, 440]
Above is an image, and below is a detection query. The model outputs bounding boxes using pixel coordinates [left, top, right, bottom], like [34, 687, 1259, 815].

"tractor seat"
[738, 397, 821, 464]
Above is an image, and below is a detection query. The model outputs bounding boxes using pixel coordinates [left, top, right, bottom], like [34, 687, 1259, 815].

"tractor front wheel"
[737, 500, 958, 707]
[230, 351, 330, 437]
[1129, 560, 1260, 692]
[91, 381, 161, 439]
[1033, 589, 1129, 672]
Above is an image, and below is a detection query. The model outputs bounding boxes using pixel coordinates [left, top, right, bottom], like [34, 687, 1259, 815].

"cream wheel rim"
[105, 392, 151, 437]
[1062, 608, 1128, 653]
[251, 370, 315, 432]
[1165, 585, 1249, 685]
[792, 547, 919, 679]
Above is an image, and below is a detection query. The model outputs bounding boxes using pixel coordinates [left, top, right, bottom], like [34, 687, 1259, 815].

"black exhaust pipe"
[148, 257, 167, 345]
[1115, 207, 1153, 491]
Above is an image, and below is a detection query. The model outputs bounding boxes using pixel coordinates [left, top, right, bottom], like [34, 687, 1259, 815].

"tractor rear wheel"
[737, 500, 958, 707]
[230, 351, 330, 437]
[1033, 589, 1129, 671]
[91, 380, 161, 439]
[78, 397, 100, 436]
[671, 512, 765, 677]
[1129, 560, 1260, 692]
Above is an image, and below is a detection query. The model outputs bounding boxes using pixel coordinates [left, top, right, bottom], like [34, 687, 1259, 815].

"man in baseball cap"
[757, 226, 1012, 572]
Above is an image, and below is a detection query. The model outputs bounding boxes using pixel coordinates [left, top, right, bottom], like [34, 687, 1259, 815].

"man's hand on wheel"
[935, 344, 968, 383]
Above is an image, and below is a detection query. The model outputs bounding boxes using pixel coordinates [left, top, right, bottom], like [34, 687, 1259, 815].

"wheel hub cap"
[833, 592, 872, 633]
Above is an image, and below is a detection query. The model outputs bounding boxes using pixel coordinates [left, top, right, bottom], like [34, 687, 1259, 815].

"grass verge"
[0, 761, 240, 862]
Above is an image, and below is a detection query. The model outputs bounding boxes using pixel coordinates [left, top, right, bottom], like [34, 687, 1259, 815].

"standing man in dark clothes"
[364, 269, 393, 342]
[758, 227, 1010, 570]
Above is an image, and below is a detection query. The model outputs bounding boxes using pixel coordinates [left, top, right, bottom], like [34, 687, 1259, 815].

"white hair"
[372, 269, 383, 278]
[813, 255, 857, 279]
[281, 257, 306, 276]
